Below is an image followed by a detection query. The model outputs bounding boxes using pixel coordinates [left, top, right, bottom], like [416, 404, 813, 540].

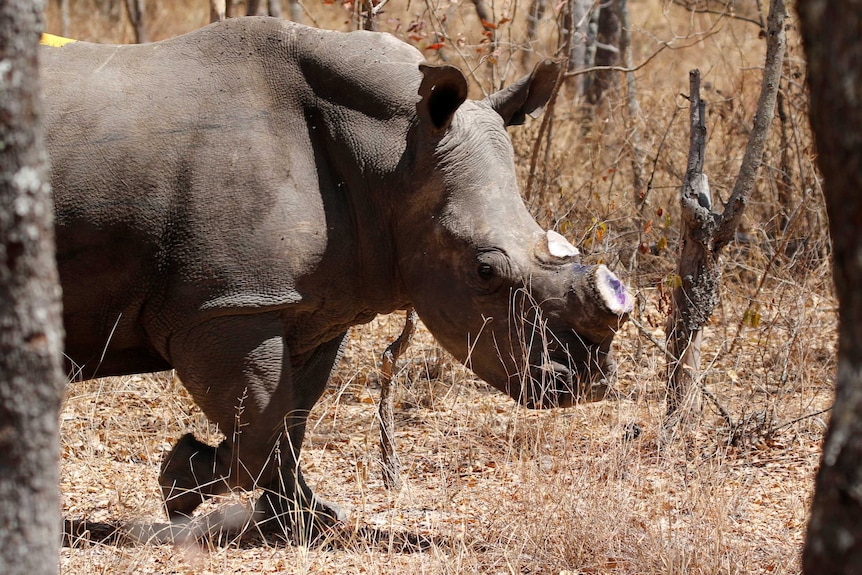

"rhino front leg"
[159, 314, 347, 537]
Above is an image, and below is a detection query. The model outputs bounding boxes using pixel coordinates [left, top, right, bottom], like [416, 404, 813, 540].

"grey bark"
[247, 0, 281, 17]
[665, 72, 711, 419]
[359, 0, 376, 31]
[773, 79, 793, 236]
[0, 2, 66, 574]
[210, 0, 227, 22]
[58, 0, 70, 37]
[799, 1, 862, 572]
[666, 0, 785, 421]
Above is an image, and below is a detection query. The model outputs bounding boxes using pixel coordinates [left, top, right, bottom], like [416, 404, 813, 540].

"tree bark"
[799, 2, 862, 572]
[210, 0, 227, 22]
[562, 0, 594, 97]
[665, 71, 712, 419]
[0, 2, 66, 574]
[613, 0, 644, 209]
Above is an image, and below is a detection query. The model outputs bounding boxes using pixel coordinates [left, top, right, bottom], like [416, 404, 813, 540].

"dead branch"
[378, 309, 417, 490]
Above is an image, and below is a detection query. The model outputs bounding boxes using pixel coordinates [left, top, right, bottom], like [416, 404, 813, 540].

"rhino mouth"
[521, 333, 614, 409]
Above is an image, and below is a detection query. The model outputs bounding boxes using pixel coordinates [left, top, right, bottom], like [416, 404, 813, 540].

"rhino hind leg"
[160, 316, 348, 538]
[159, 433, 345, 541]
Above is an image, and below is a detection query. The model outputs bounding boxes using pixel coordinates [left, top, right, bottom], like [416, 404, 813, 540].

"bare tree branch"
[670, 0, 764, 28]
[714, 0, 787, 249]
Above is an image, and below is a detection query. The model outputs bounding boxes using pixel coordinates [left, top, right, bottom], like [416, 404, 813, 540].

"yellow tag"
[40, 33, 77, 48]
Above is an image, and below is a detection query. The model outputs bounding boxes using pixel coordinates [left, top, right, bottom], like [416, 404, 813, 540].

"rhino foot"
[252, 488, 347, 545]
[160, 433, 231, 519]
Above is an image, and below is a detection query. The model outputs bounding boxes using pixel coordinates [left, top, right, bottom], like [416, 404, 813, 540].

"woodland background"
[47, 1, 832, 573]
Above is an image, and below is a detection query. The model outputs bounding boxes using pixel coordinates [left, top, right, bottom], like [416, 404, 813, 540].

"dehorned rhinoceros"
[41, 17, 632, 536]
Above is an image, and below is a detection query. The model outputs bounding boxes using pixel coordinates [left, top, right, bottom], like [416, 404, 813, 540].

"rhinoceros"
[41, 17, 632, 536]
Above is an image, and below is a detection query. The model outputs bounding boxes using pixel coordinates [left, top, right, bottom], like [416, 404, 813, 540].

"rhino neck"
[294, 113, 414, 326]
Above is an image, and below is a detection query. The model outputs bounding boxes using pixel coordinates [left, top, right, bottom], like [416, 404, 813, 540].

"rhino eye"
[477, 262, 495, 280]
[472, 250, 507, 293]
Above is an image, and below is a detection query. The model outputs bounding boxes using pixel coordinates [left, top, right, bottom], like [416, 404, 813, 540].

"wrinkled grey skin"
[41, 18, 632, 535]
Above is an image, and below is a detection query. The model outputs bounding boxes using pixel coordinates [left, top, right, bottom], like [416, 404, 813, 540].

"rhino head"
[397, 61, 633, 409]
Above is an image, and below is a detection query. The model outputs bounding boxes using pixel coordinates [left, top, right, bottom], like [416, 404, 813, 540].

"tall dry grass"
[50, 1, 831, 573]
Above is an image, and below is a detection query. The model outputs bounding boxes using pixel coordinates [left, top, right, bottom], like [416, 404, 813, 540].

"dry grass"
[49, 1, 832, 573]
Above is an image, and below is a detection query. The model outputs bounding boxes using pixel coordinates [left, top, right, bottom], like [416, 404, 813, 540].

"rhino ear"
[486, 60, 561, 126]
[417, 64, 469, 133]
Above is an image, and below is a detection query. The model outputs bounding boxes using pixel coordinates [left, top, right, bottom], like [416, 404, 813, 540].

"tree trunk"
[584, 1, 620, 106]
[562, 0, 594, 97]
[521, 0, 547, 69]
[210, 0, 226, 22]
[665, 71, 712, 419]
[0, 2, 66, 574]
[124, 0, 147, 43]
[665, 0, 785, 424]
[613, 0, 644, 209]
[799, 2, 862, 572]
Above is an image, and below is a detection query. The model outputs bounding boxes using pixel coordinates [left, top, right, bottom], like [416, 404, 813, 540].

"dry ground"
[59, 288, 834, 574]
[48, 0, 832, 573]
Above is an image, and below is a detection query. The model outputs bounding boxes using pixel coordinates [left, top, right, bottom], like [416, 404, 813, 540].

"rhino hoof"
[160, 433, 221, 519]
[252, 491, 347, 545]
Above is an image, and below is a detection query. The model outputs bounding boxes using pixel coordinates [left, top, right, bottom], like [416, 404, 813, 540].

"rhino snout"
[591, 265, 634, 316]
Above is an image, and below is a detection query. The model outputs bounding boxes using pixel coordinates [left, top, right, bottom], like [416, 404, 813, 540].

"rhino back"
[42, 19, 421, 376]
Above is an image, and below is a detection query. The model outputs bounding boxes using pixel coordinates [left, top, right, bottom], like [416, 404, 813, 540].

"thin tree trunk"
[59, 0, 70, 37]
[246, 0, 282, 16]
[665, 70, 712, 420]
[287, 0, 302, 22]
[268, 0, 282, 18]
[521, 0, 547, 69]
[471, 0, 496, 86]
[210, 0, 226, 22]
[585, 1, 619, 106]
[124, 0, 147, 43]
[0, 2, 66, 574]
[562, 0, 593, 97]
[359, 0, 376, 31]
[665, 0, 785, 423]
[799, 1, 862, 572]
[614, 0, 645, 210]
[773, 80, 793, 236]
